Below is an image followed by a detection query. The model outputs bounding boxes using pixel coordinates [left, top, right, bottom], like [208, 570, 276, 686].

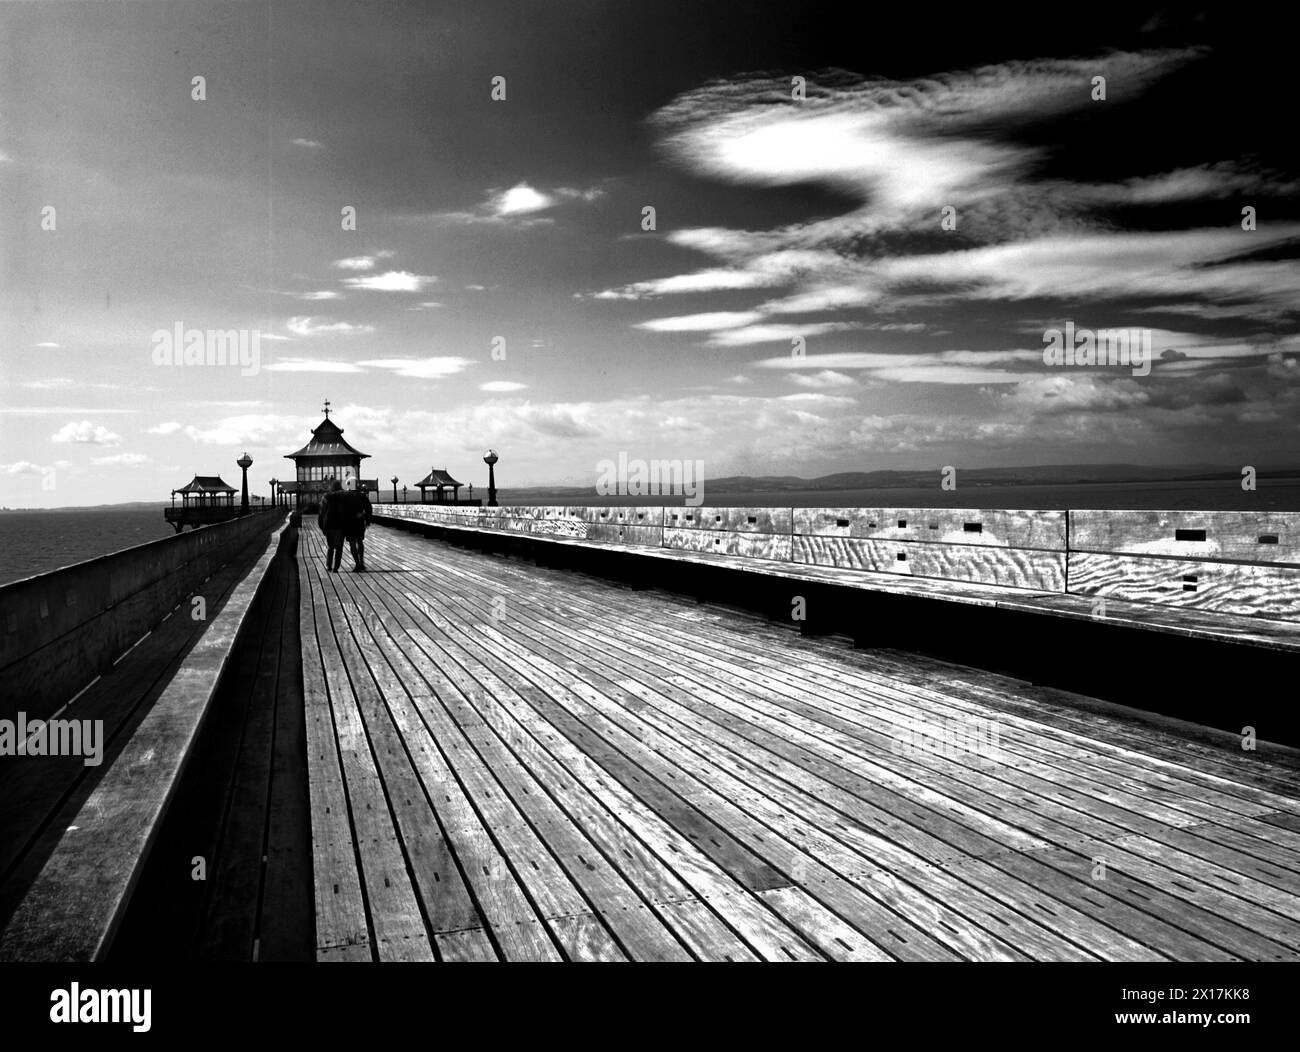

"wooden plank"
[794, 535, 1066, 591]
[1070, 510, 1300, 565]
[354, 570, 831, 962]
[795, 508, 1068, 550]
[303, 546, 434, 962]
[1069, 552, 1300, 619]
[663, 528, 792, 562]
[389, 562, 971, 960]
[299, 556, 374, 962]
[413, 540, 1268, 962]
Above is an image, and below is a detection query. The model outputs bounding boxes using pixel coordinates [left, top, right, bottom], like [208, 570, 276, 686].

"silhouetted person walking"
[318, 480, 346, 572]
[342, 477, 373, 571]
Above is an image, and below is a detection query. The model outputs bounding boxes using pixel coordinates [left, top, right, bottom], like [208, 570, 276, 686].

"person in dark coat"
[317, 480, 346, 572]
[342, 477, 373, 572]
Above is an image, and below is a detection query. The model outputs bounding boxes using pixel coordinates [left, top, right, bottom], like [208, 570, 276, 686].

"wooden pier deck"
[296, 521, 1300, 962]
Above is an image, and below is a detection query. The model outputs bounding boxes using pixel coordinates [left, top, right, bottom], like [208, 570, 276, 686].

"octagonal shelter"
[280, 401, 378, 511]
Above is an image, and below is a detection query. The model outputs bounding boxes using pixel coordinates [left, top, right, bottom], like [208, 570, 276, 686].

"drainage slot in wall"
[963, 522, 983, 533]
[836, 518, 850, 528]
[1175, 528, 1206, 542]
[897, 519, 907, 528]
[1259, 534, 1279, 544]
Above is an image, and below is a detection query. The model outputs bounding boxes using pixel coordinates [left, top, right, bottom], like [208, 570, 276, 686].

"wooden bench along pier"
[1, 505, 1298, 962]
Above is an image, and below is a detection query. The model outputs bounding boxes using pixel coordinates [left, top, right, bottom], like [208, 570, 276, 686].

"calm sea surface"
[503, 478, 1300, 511]
[2, 478, 1297, 586]
[0, 507, 174, 587]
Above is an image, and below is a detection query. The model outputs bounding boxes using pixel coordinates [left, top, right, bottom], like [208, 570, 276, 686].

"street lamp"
[483, 449, 499, 508]
[269, 478, 278, 508]
[237, 452, 253, 515]
[391, 475, 398, 503]
[402, 484, 408, 503]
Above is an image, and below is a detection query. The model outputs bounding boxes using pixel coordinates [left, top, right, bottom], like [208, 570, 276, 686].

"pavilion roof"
[175, 475, 236, 493]
[284, 416, 370, 461]
[416, 467, 463, 488]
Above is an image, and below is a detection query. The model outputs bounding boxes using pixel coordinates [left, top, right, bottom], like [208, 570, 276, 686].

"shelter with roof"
[416, 466, 465, 504]
[165, 474, 239, 531]
[280, 400, 378, 510]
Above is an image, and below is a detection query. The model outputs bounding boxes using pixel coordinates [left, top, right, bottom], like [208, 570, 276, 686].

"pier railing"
[374, 503, 1300, 635]
[0, 507, 288, 721]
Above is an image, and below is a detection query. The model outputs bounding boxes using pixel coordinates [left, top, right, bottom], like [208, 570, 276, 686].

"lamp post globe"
[391, 475, 399, 503]
[237, 452, 253, 515]
[269, 477, 278, 508]
[482, 449, 499, 508]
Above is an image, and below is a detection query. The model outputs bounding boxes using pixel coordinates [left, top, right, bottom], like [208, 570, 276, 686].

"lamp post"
[269, 478, 278, 508]
[483, 449, 499, 508]
[237, 452, 253, 516]
[402, 484, 408, 503]
[391, 475, 398, 503]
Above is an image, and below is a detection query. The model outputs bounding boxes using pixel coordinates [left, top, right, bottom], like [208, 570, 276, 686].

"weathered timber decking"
[298, 521, 1300, 962]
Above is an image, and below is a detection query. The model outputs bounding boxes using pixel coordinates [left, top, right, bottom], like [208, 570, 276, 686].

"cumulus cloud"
[91, 452, 151, 466]
[3, 460, 48, 476]
[51, 420, 120, 445]
[480, 381, 528, 392]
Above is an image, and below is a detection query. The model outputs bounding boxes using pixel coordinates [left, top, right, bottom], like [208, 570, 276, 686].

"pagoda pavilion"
[165, 474, 238, 532]
[280, 400, 378, 511]
[416, 466, 466, 504]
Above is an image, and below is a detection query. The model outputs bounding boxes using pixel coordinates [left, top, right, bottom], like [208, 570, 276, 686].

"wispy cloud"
[357, 356, 474, 380]
[263, 357, 367, 373]
[333, 251, 394, 271]
[286, 316, 375, 336]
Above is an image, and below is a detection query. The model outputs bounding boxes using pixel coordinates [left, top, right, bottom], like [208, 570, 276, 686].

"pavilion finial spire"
[322, 398, 331, 419]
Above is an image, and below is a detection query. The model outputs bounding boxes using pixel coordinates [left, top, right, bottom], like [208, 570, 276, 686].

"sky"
[2, 0, 1298, 507]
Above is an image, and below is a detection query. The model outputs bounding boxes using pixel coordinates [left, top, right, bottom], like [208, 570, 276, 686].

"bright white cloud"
[263, 357, 366, 373]
[480, 381, 528, 392]
[358, 356, 475, 380]
[489, 183, 555, 216]
[51, 420, 121, 445]
[635, 311, 765, 333]
[286, 316, 375, 336]
[341, 270, 436, 293]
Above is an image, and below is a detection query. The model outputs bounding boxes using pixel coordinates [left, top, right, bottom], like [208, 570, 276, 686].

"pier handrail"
[0, 507, 287, 721]
[373, 503, 1300, 651]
